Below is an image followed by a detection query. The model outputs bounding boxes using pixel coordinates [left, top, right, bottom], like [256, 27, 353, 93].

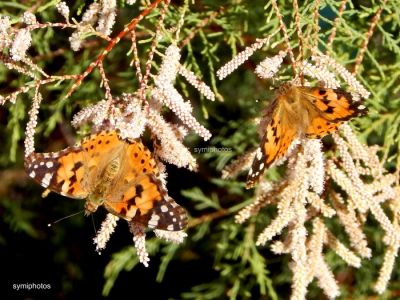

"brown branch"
[66, 0, 165, 98]
[128, 30, 143, 83]
[312, 0, 321, 55]
[98, 61, 112, 102]
[293, 0, 303, 65]
[139, 0, 169, 102]
[1, 75, 79, 106]
[188, 209, 229, 228]
[271, 0, 297, 76]
[326, 0, 348, 49]
[353, 0, 387, 74]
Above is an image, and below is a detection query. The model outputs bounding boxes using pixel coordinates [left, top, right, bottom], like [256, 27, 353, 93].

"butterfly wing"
[304, 117, 343, 139]
[25, 146, 89, 199]
[297, 87, 367, 138]
[246, 99, 297, 188]
[300, 87, 367, 121]
[245, 86, 367, 188]
[25, 130, 124, 199]
[105, 140, 188, 231]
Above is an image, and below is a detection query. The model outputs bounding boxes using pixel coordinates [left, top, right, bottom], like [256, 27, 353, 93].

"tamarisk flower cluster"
[0, 2, 125, 88]
[57, 0, 118, 51]
[216, 34, 277, 80]
[152, 45, 213, 141]
[219, 36, 399, 298]
[227, 126, 399, 299]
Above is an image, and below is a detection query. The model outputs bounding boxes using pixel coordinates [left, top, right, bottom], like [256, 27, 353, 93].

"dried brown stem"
[312, 0, 321, 54]
[0, 53, 37, 79]
[139, 0, 170, 102]
[188, 209, 229, 228]
[271, 0, 297, 76]
[1, 75, 79, 105]
[353, 0, 387, 74]
[98, 61, 112, 102]
[66, 0, 165, 98]
[129, 31, 143, 83]
[293, 0, 303, 65]
[326, 0, 348, 49]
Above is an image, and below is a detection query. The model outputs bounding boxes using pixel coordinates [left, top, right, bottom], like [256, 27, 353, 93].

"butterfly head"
[277, 82, 294, 95]
[84, 200, 100, 215]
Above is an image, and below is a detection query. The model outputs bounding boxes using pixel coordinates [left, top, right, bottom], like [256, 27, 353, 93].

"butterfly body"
[25, 130, 187, 231]
[246, 85, 367, 188]
[84, 155, 121, 215]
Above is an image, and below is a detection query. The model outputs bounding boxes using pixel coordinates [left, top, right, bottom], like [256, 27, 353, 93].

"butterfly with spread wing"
[246, 84, 367, 188]
[25, 130, 187, 231]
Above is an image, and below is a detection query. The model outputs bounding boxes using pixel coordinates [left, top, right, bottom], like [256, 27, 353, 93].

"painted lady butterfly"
[25, 130, 188, 231]
[246, 84, 368, 188]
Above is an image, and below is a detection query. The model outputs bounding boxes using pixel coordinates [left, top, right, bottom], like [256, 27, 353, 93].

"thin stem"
[311, 0, 321, 55]
[326, 0, 348, 49]
[353, 0, 387, 74]
[98, 61, 112, 102]
[129, 31, 143, 83]
[139, 0, 170, 102]
[175, 0, 188, 41]
[271, 0, 297, 76]
[66, 0, 164, 98]
[293, 0, 303, 65]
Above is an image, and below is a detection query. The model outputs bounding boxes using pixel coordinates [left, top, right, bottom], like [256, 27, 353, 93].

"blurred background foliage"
[1, 0, 399, 299]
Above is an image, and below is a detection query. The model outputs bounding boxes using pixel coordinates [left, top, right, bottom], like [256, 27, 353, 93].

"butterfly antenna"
[91, 214, 97, 235]
[47, 210, 84, 227]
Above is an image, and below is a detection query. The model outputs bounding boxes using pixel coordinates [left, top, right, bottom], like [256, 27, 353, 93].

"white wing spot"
[40, 162, 44, 166]
[255, 148, 262, 161]
[170, 200, 178, 208]
[29, 171, 36, 178]
[160, 205, 168, 213]
[34, 165, 38, 169]
[61, 180, 70, 194]
[41, 173, 53, 188]
[46, 161, 54, 168]
[167, 224, 174, 231]
[126, 208, 137, 219]
[148, 213, 160, 227]
[259, 163, 264, 171]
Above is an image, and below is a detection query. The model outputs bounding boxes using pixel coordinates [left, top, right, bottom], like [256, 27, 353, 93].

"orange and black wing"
[303, 87, 367, 121]
[246, 100, 297, 188]
[105, 140, 188, 231]
[25, 146, 89, 199]
[298, 87, 367, 138]
[25, 130, 123, 198]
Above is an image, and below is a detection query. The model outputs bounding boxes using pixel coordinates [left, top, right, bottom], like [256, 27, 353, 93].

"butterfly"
[25, 130, 188, 231]
[246, 84, 368, 188]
